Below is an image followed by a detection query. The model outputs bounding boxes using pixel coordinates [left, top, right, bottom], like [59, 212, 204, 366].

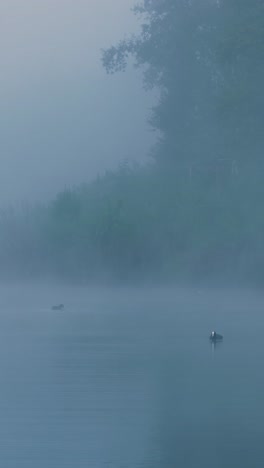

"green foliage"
[214, 0, 264, 159]
[1, 163, 264, 284]
[1, 1, 264, 284]
[103, 0, 264, 165]
[102, 0, 219, 163]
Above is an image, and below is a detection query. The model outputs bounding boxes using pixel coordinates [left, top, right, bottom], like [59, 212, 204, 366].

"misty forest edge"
[1, 0, 264, 285]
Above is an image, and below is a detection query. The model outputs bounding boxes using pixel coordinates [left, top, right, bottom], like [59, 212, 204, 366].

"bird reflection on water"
[210, 334, 223, 359]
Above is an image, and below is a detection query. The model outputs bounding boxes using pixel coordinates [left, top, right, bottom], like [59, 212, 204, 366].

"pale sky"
[0, 0, 155, 206]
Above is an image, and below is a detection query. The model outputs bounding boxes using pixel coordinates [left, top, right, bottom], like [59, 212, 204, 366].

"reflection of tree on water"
[153, 342, 227, 468]
[153, 356, 186, 467]
[153, 354, 212, 467]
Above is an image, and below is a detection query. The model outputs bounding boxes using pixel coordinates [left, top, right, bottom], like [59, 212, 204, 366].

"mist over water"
[0, 284, 263, 467]
[0, 0, 264, 466]
[0, 0, 154, 206]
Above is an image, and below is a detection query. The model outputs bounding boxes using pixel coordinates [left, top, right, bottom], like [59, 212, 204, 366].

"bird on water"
[209, 330, 223, 341]
[51, 304, 64, 311]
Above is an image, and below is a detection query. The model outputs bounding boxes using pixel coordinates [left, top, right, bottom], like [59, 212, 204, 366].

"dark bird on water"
[52, 304, 64, 311]
[209, 331, 223, 341]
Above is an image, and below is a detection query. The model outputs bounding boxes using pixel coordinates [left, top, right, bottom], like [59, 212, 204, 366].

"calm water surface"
[0, 285, 263, 467]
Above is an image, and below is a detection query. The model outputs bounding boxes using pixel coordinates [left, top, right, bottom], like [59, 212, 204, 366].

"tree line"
[1, 0, 264, 284]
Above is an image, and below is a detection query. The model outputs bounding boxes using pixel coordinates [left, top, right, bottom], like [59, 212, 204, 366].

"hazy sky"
[0, 0, 155, 206]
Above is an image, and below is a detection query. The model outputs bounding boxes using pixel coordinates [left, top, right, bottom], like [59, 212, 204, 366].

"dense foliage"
[1, 162, 264, 284]
[1, 0, 264, 284]
[103, 0, 264, 166]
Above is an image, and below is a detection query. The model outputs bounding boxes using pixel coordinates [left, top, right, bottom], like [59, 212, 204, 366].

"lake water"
[0, 284, 263, 467]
